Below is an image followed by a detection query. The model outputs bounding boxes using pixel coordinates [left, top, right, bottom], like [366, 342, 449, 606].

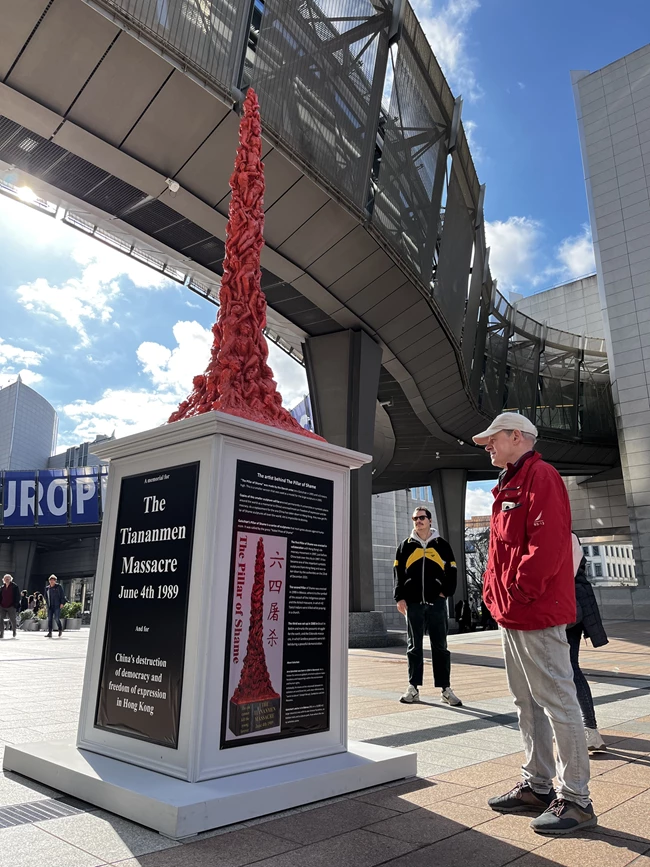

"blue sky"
[0, 1, 648, 515]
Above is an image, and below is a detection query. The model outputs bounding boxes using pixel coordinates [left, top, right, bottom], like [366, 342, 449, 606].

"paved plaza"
[1, 623, 650, 866]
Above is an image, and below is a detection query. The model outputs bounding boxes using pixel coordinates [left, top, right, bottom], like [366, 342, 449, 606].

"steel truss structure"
[83, 0, 615, 442]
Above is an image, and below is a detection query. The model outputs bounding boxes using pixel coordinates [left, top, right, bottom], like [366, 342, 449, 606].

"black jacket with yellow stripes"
[393, 534, 458, 603]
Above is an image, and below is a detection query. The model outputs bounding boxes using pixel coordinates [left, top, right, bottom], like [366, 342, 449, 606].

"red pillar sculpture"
[229, 536, 281, 736]
[169, 89, 322, 441]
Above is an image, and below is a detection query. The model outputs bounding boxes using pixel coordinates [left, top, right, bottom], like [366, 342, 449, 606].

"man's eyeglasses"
[412, 515, 428, 522]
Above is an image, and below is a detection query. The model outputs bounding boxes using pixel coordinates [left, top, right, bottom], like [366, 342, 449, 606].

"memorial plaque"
[221, 460, 334, 748]
[95, 463, 199, 748]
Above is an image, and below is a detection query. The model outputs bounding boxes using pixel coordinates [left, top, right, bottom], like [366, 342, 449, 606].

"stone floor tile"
[231, 829, 416, 867]
[0, 770, 59, 806]
[0, 824, 103, 866]
[422, 798, 496, 828]
[447, 779, 524, 809]
[608, 738, 650, 758]
[508, 832, 648, 867]
[598, 761, 650, 787]
[124, 827, 301, 867]
[595, 799, 650, 841]
[35, 810, 180, 861]
[380, 827, 537, 867]
[255, 799, 399, 844]
[491, 752, 527, 767]
[365, 802, 490, 845]
[475, 812, 550, 850]
[354, 778, 472, 812]
[589, 779, 646, 811]
[589, 754, 633, 776]
[430, 761, 517, 787]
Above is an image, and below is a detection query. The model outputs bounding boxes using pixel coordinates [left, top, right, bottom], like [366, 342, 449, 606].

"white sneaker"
[585, 727, 606, 752]
[400, 685, 420, 704]
[441, 687, 462, 707]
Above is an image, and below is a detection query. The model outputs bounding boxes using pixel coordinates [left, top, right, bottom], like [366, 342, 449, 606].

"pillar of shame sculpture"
[4, 89, 415, 839]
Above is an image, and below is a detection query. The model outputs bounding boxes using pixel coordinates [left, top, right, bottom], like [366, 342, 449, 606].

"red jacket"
[483, 452, 575, 631]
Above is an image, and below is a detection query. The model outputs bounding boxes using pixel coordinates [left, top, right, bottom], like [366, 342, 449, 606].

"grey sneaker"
[488, 782, 555, 814]
[441, 687, 462, 706]
[530, 798, 597, 835]
[585, 728, 606, 752]
[400, 685, 420, 704]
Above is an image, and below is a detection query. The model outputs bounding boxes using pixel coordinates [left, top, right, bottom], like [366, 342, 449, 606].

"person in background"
[0, 574, 20, 639]
[394, 507, 462, 707]
[19, 590, 29, 613]
[44, 575, 66, 638]
[569, 533, 608, 753]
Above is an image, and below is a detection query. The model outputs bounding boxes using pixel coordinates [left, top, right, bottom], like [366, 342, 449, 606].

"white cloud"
[60, 320, 308, 442]
[485, 217, 596, 295]
[62, 388, 181, 441]
[556, 224, 596, 280]
[465, 484, 494, 518]
[137, 320, 213, 396]
[0, 368, 44, 389]
[485, 216, 542, 292]
[15, 235, 172, 347]
[266, 343, 309, 409]
[411, 0, 482, 102]
[463, 119, 483, 162]
[0, 338, 44, 388]
[0, 337, 43, 369]
[16, 369, 43, 387]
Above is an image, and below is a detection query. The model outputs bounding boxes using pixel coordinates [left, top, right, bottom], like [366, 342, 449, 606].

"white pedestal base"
[4, 741, 416, 839]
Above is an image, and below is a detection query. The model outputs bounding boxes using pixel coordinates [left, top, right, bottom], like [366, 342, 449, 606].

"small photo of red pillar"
[229, 536, 281, 736]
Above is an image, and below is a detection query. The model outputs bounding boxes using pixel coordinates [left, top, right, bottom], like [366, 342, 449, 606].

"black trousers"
[406, 599, 451, 689]
[566, 624, 598, 730]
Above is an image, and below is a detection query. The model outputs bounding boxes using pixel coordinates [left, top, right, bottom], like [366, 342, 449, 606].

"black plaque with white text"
[95, 462, 199, 747]
[220, 460, 333, 749]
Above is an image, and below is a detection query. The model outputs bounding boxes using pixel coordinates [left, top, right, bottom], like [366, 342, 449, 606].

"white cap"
[472, 412, 538, 445]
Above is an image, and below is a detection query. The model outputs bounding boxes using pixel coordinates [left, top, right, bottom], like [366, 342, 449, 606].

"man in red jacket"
[473, 412, 595, 836]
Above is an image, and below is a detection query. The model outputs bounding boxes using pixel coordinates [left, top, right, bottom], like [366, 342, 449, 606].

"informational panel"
[95, 463, 199, 748]
[221, 460, 334, 749]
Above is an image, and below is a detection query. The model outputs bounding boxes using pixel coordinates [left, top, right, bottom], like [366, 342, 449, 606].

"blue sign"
[38, 470, 69, 526]
[70, 468, 99, 524]
[0, 468, 101, 527]
[3, 472, 37, 527]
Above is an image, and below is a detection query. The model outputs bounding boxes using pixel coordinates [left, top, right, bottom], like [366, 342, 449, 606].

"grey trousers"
[0, 606, 17, 636]
[502, 624, 591, 807]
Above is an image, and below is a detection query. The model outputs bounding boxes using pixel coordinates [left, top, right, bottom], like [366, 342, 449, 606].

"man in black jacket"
[45, 574, 66, 638]
[394, 507, 462, 706]
[1, 574, 20, 638]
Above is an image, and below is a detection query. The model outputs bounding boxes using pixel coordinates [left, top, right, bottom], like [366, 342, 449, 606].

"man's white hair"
[48, 574, 57, 580]
[3, 574, 11, 580]
[521, 431, 537, 446]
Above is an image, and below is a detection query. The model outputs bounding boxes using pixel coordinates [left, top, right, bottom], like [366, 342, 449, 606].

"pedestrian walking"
[0, 574, 20, 639]
[393, 507, 462, 707]
[19, 590, 28, 613]
[473, 412, 596, 835]
[569, 533, 608, 752]
[44, 575, 66, 638]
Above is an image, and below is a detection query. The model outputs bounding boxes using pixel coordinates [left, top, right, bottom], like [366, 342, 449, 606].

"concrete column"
[429, 469, 467, 609]
[304, 329, 382, 614]
[12, 540, 37, 592]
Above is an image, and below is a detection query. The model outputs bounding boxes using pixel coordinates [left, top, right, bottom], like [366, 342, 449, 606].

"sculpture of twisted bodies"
[169, 89, 323, 441]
